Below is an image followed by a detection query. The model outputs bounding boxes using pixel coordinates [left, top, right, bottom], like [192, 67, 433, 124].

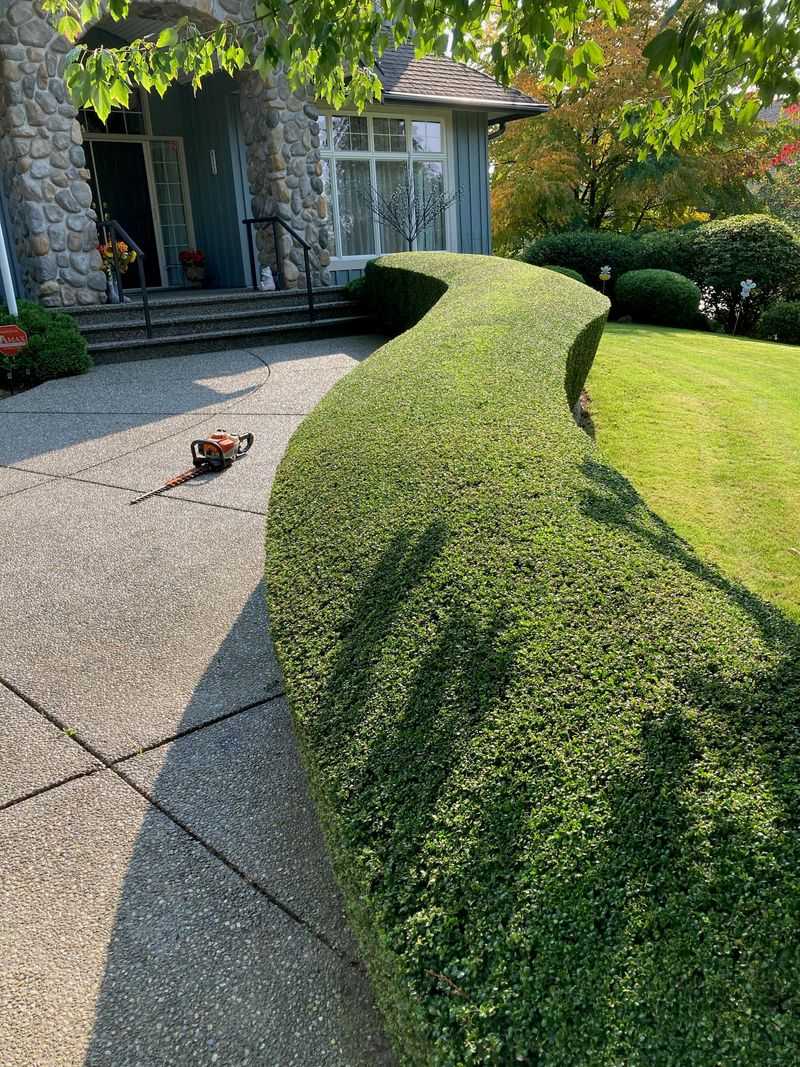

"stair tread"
[86, 314, 372, 352]
[78, 300, 357, 334]
[66, 285, 349, 316]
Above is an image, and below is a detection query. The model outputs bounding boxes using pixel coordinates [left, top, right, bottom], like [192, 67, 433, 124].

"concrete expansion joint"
[0, 675, 352, 962]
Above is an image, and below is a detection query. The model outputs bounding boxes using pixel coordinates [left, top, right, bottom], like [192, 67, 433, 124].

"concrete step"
[66, 286, 350, 328]
[86, 314, 373, 364]
[79, 299, 360, 344]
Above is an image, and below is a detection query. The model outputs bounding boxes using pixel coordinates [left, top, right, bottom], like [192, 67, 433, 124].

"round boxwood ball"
[615, 269, 701, 327]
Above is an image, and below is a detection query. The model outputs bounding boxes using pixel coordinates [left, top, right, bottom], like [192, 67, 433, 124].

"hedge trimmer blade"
[129, 465, 205, 506]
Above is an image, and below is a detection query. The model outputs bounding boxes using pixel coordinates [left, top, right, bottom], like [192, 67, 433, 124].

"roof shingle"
[375, 45, 547, 117]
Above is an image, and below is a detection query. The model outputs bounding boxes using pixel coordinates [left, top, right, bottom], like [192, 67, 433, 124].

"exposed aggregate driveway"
[0, 335, 394, 1067]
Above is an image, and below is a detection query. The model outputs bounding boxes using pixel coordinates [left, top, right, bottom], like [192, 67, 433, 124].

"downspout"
[488, 120, 507, 141]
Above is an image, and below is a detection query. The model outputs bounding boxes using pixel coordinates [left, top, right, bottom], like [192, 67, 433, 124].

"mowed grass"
[588, 323, 800, 620]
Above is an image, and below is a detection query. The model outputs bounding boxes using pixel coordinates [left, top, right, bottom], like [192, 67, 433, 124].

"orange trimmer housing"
[191, 429, 254, 470]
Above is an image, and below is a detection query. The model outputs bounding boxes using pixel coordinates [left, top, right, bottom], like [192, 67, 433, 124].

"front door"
[85, 140, 162, 288]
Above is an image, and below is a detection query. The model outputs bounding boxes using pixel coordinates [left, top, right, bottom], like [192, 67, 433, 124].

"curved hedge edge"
[265, 252, 800, 1067]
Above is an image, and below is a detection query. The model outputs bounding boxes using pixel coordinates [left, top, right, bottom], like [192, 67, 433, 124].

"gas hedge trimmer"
[129, 429, 254, 506]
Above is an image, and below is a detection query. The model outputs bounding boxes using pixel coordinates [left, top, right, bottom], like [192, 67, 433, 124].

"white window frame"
[318, 107, 458, 270]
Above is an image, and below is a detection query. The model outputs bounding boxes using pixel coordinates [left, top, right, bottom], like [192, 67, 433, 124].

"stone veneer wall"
[0, 1, 106, 305]
[0, 0, 330, 305]
[239, 68, 331, 289]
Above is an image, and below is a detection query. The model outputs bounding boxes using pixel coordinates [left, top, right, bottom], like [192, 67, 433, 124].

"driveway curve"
[0, 335, 392, 1067]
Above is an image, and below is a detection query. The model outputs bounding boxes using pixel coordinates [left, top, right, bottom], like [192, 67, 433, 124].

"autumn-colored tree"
[491, 1, 790, 252]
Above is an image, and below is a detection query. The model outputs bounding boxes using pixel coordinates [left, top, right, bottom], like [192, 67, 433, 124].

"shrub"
[615, 269, 701, 327]
[0, 299, 91, 384]
[757, 299, 800, 344]
[543, 264, 586, 283]
[682, 214, 800, 333]
[523, 230, 644, 294]
[343, 274, 367, 301]
[265, 252, 800, 1065]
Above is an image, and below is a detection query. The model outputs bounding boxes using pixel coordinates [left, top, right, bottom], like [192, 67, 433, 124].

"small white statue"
[259, 266, 276, 292]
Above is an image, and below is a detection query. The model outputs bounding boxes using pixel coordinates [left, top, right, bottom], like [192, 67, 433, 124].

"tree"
[366, 175, 459, 252]
[41, 0, 800, 151]
[490, 1, 789, 252]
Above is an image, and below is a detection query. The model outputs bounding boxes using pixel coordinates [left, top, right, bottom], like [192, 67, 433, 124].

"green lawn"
[587, 323, 800, 620]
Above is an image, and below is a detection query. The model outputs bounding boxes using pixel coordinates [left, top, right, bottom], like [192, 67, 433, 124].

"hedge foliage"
[265, 253, 800, 1066]
[542, 264, 586, 284]
[0, 300, 91, 384]
[615, 269, 701, 327]
[757, 299, 800, 344]
[523, 214, 800, 333]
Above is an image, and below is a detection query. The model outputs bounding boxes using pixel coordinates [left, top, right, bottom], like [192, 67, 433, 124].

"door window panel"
[150, 139, 191, 286]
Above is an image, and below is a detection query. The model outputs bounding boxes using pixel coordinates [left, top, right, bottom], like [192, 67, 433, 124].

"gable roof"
[375, 45, 547, 121]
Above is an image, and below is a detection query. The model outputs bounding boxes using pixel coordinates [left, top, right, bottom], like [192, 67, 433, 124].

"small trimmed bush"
[0, 299, 91, 384]
[757, 300, 800, 344]
[543, 264, 586, 283]
[615, 269, 701, 327]
[266, 253, 800, 1065]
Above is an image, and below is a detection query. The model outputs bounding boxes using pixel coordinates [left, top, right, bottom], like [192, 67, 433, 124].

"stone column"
[0, 1, 106, 306]
[239, 68, 331, 289]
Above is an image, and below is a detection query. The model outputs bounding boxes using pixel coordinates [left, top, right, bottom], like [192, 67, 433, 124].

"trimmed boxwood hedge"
[265, 253, 800, 1065]
[543, 264, 586, 284]
[0, 299, 91, 384]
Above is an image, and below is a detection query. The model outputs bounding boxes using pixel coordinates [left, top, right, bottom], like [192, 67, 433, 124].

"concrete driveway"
[0, 335, 393, 1066]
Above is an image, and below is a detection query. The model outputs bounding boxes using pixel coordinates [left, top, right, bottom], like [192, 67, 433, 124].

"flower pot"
[184, 265, 205, 288]
[106, 273, 122, 304]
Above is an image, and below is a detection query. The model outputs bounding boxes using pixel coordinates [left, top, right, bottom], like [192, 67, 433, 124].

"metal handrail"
[97, 218, 152, 338]
[242, 216, 316, 323]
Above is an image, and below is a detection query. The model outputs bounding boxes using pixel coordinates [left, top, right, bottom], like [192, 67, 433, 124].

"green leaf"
[156, 26, 179, 48]
[643, 28, 679, 73]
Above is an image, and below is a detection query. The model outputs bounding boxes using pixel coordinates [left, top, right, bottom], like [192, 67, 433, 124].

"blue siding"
[452, 111, 491, 254]
[149, 75, 249, 288]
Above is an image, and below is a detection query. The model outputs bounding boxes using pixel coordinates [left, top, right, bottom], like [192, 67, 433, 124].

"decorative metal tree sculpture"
[366, 173, 459, 251]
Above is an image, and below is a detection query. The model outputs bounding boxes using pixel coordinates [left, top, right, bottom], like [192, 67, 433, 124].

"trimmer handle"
[235, 431, 254, 457]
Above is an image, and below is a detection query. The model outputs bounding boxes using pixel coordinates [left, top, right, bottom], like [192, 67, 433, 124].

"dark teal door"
[86, 140, 162, 288]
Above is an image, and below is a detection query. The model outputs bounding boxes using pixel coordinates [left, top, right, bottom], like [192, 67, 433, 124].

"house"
[0, 2, 545, 309]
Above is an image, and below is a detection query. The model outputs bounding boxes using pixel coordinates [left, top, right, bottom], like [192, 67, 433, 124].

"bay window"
[318, 112, 451, 262]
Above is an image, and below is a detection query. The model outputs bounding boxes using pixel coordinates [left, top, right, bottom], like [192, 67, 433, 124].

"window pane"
[318, 114, 329, 149]
[335, 159, 375, 255]
[413, 161, 446, 250]
[412, 120, 442, 153]
[321, 158, 336, 255]
[373, 117, 406, 153]
[332, 115, 368, 152]
[375, 160, 409, 253]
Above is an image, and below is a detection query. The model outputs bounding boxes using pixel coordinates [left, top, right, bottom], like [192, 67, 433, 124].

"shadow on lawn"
[298, 461, 800, 1060]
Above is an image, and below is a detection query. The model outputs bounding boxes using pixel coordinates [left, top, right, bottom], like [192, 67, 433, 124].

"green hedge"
[615, 269, 701, 327]
[265, 253, 800, 1065]
[523, 216, 800, 333]
[0, 300, 91, 384]
[757, 300, 800, 344]
[543, 264, 587, 284]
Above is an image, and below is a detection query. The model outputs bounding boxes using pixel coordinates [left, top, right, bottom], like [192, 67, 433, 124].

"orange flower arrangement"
[99, 239, 138, 275]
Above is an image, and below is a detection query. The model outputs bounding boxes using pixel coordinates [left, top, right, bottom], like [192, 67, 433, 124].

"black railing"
[242, 216, 316, 323]
[97, 218, 152, 338]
